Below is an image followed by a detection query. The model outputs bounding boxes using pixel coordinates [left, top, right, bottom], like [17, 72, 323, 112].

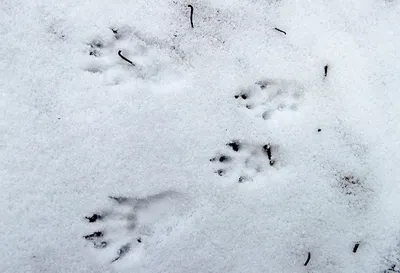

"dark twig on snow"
[188, 5, 194, 28]
[274, 28, 286, 35]
[324, 65, 328, 77]
[118, 50, 135, 66]
[304, 252, 311, 266]
[353, 242, 360, 253]
[263, 144, 275, 166]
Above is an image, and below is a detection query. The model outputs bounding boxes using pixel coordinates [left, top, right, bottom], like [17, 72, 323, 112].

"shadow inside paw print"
[382, 240, 400, 273]
[83, 25, 184, 85]
[210, 140, 276, 183]
[82, 191, 180, 263]
[234, 79, 304, 120]
[333, 173, 374, 210]
[339, 175, 361, 196]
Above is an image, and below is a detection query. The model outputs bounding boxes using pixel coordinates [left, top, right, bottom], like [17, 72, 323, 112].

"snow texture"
[1, 0, 400, 272]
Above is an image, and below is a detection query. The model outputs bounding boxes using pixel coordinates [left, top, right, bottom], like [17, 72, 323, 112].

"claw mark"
[210, 155, 231, 163]
[85, 214, 102, 222]
[118, 50, 135, 66]
[353, 242, 360, 253]
[234, 93, 248, 100]
[188, 5, 194, 28]
[304, 252, 311, 266]
[274, 28, 286, 35]
[238, 176, 247, 183]
[94, 241, 108, 249]
[255, 80, 270, 89]
[111, 243, 131, 263]
[109, 196, 129, 204]
[219, 155, 231, 162]
[262, 144, 275, 166]
[83, 231, 103, 240]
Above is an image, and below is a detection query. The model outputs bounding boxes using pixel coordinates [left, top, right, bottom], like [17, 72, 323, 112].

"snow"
[1, 0, 400, 272]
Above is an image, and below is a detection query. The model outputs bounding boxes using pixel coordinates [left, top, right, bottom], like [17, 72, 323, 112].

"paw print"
[333, 173, 373, 210]
[234, 79, 304, 120]
[82, 191, 183, 264]
[382, 240, 400, 273]
[83, 26, 183, 85]
[210, 140, 276, 183]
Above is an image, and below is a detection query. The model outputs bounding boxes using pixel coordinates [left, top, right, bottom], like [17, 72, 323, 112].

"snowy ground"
[2, 0, 400, 272]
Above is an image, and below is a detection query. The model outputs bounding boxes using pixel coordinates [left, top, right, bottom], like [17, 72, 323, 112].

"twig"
[353, 242, 360, 253]
[263, 144, 275, 166]
[118, 50, 135, 66]
[324, 65, 328, 77]
[304, 252, 311, 266]
[274, 28, 286, 35]
[188, 5, 194, 28]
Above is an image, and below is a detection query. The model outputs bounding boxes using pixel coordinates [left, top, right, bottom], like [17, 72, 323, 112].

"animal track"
[83, 26, 183, 85]
[333, 173, 373, 210]
[234, 79, 304, 120]
[210, 140, 276, 183]
[382, 240, 400, 273]
[82, 191, 183, 264]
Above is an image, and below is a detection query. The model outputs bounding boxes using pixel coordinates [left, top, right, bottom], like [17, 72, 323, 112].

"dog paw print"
[82, 191, 182, 264]
[234, 79, 304, 120]
[333, 173, 374, 210]
[83, 26, 183, 85]
[210, 140, 276, 183]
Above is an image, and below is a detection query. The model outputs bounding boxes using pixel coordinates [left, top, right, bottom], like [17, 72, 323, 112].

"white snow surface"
[2, 0, 400, 272]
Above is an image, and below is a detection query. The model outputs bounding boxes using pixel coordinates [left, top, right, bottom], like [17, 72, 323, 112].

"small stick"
[188, 5, 194, 28]
[118, 50, 135, 66]
[274, 28, 286, 35]
[324, 65, 328, 77]
[353, 242, 360, 253]
[304, 252, 311, 266]
[263, 144, 275, 166]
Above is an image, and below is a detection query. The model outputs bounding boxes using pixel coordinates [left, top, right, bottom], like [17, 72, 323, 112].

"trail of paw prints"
[234, 79, 304, 120]
[83, 25, 183, 85]
[210, 140, 277, 183]
[82, 191, 182, 264]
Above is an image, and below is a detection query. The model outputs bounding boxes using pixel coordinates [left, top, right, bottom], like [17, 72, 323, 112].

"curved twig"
[118, 50, 135, 66]
[274, 28, 286, 35]
[353, 243, 360, 253]
[304, 252, 311, 266]
[188, 5, 194, 28]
